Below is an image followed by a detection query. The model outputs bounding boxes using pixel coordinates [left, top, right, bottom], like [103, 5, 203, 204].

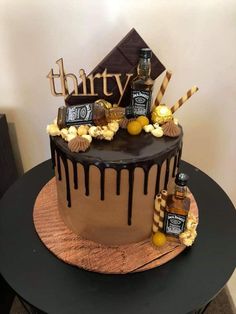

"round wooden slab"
[33, 178, 199, 274]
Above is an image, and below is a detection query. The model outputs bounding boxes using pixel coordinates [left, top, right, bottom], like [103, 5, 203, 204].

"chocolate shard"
[66, 28, 165, 107]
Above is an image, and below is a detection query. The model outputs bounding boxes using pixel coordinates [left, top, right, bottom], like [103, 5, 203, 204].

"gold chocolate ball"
[152, 232, 167, 247]
[95, 99, 112, 109]
[151, 104, 173, 125]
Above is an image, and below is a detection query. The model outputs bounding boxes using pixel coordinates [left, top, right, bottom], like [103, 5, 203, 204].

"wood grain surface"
[33, 178, 199, 274]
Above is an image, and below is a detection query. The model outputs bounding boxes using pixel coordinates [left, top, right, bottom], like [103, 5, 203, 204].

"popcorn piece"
[186, 213, 198, 230]
[151, 127, 164, 138]
[46, 124, 61, 136]
[153, 123, 160, 129]
[68, 126, 77, 135]
[103, 129, 114, 141]
[77, 125, 89, 136]
[108, 121, 119, 133]
[179, 229, 197, 247]
[179, 213, 198, 247]
[173, 118, 179, 125]
[88, 126, 102, 138]
[53, 117, 58, 125]
[82, 134, 92, 143]
[66, 133, 77, 142]
[60, 128, 68, 140]
[143, 124, 154, 133]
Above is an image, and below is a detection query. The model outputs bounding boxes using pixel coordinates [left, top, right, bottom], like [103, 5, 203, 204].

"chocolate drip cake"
[45, 29, 199, 259]
[50, 129, 182, 245]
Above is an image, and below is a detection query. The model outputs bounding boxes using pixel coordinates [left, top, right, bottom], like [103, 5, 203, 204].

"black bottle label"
[66, 104, 93, 125]
[164, 213, 186, 236]
[130, 90, 151, 116]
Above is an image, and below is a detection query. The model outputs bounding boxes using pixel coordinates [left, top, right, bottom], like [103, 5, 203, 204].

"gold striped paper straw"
[170, 86, 199, 114]
[153, 194, 162, 233]
[154, 71, 172, 107]
[159, 190, 168, 229]
[160, 190, 168, 210]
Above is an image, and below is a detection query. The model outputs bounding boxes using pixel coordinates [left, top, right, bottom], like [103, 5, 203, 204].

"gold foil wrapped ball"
[95, 99, 112, 109]
[151, 104, 173, 125]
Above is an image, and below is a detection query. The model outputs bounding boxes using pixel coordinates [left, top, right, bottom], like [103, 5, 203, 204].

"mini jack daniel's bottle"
[130, 48, 154, 117]
[163, 173, 190, 237]
[57, 103, 127, 129]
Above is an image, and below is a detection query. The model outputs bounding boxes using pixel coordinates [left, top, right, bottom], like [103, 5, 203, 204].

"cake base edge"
[33, 177, 199, 274]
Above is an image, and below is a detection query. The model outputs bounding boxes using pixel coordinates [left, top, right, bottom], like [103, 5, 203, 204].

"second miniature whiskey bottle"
[130, 48, 154, 117]
[163, 173, 190, 236]
[57, 103, 127, 129]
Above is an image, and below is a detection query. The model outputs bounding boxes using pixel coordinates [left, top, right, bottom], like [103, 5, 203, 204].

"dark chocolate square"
[66, 28, 165, 107]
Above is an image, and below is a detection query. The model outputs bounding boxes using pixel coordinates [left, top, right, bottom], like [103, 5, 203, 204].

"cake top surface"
[51, 128, 182, 166]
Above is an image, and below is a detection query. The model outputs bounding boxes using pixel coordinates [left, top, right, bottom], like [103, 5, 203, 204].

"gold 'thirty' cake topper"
[47, 58, 133, 103]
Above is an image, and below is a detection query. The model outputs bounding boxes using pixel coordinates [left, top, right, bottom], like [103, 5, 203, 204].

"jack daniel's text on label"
[164, 213, 186, 236]
[163, 173, 190, 237]
[57, 103, 126, 129]
[66, 104, 93, 124]
[57, 104, 95, 129]
[130, 90, 151, 116]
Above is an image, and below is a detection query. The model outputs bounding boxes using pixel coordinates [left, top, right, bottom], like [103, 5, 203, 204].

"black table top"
[0, 160, 236, 314]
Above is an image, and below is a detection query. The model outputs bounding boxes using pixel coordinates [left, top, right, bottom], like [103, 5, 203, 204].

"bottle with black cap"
[163, 173, 190, 237]
[57, 102, 129, 129]
[129, 48, 154, 117]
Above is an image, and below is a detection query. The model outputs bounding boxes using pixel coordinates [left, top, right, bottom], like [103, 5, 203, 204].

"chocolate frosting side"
[50, 129, 183, 225]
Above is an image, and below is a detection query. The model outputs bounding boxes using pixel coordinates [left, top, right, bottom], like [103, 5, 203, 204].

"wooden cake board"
[33, 178, 199, 274]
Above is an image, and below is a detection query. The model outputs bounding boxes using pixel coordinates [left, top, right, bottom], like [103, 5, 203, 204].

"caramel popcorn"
[88, 126, 102, 138]
[66, 133, 77, 142]
[102, 129, 114, 141]
[82, 134, 92, 143]
[179, 229, 197, 247]
[77, 125, 89, 136]
[68, 126, 77, 135]
[173, 118, 179, 125]
[151, 127, 164, 138]
[108, 121, 119, 133]
[46, 124, 61, 136]
[179, 213, 198, 246]
[143, 124, 154, 133]
[153, 123, 160, 129]
[60, 128, 68, 140]
[186, 213, 198, 230]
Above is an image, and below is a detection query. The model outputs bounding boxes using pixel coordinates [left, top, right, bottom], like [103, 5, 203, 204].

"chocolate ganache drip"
[50, 129, 183, 225]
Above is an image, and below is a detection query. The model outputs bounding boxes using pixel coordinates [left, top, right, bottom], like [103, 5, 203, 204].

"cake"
[45, 29, 198, 258]
[50, 129, 183, 245]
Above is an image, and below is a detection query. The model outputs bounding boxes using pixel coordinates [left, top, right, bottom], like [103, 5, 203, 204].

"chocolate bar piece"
[66, 28, 165, 107]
